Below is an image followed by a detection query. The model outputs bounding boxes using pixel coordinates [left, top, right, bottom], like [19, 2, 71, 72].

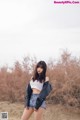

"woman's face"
[37, 67, 43, 74]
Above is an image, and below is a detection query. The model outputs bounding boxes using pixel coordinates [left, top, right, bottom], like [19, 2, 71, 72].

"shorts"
[29, 93, 46, 109]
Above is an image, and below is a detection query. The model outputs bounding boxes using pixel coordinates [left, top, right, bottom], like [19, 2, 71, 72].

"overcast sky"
[0, 0, 80, 67]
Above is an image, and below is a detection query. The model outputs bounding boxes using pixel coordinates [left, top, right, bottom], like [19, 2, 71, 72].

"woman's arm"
[24, 81, 32, 108]
[45, 76, 49, 82]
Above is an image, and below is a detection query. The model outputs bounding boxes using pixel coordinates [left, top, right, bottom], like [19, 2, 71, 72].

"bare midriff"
[32, 88, 41, 94]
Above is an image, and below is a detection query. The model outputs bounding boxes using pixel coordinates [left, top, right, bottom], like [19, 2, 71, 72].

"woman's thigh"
[34, 107, 45, 120]
[21, 107, 34, 120]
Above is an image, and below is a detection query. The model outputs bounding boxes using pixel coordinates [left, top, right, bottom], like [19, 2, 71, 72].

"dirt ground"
[0, 101, 80, 120]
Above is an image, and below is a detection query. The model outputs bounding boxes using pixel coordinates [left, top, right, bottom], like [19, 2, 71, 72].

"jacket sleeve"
[35, 81, 53, 110]
[24, 82, 32, 108]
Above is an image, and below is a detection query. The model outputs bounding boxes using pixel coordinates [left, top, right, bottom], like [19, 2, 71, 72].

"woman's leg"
[21, 107, 34, 120]
[34, 107, 45, 120]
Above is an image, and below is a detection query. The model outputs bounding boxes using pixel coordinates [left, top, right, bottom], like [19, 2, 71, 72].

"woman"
[21, 60, 52, 120]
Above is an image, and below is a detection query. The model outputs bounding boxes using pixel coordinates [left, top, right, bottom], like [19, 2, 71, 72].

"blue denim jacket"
[24, 80, 53, 110]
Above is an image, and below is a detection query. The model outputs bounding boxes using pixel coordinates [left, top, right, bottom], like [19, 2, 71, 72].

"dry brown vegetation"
[0, 50, 80, 112]
[0, 101, 80, 120]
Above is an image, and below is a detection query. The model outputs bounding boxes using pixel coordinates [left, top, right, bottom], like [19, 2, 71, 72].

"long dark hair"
[32, 60, 47, 83]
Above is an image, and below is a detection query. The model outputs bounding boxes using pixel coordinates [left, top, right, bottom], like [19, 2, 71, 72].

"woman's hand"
[34, 108, 37, 111]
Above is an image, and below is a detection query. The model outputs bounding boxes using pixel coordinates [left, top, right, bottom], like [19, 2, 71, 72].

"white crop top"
[30, 79, 44, 91]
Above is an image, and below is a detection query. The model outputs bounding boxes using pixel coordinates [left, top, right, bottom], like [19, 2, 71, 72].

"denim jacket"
[24, 79, 53, 110]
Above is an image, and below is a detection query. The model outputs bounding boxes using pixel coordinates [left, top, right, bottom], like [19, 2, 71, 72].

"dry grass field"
[0, 52, 80, 120]
[0, 101, 80, 120]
